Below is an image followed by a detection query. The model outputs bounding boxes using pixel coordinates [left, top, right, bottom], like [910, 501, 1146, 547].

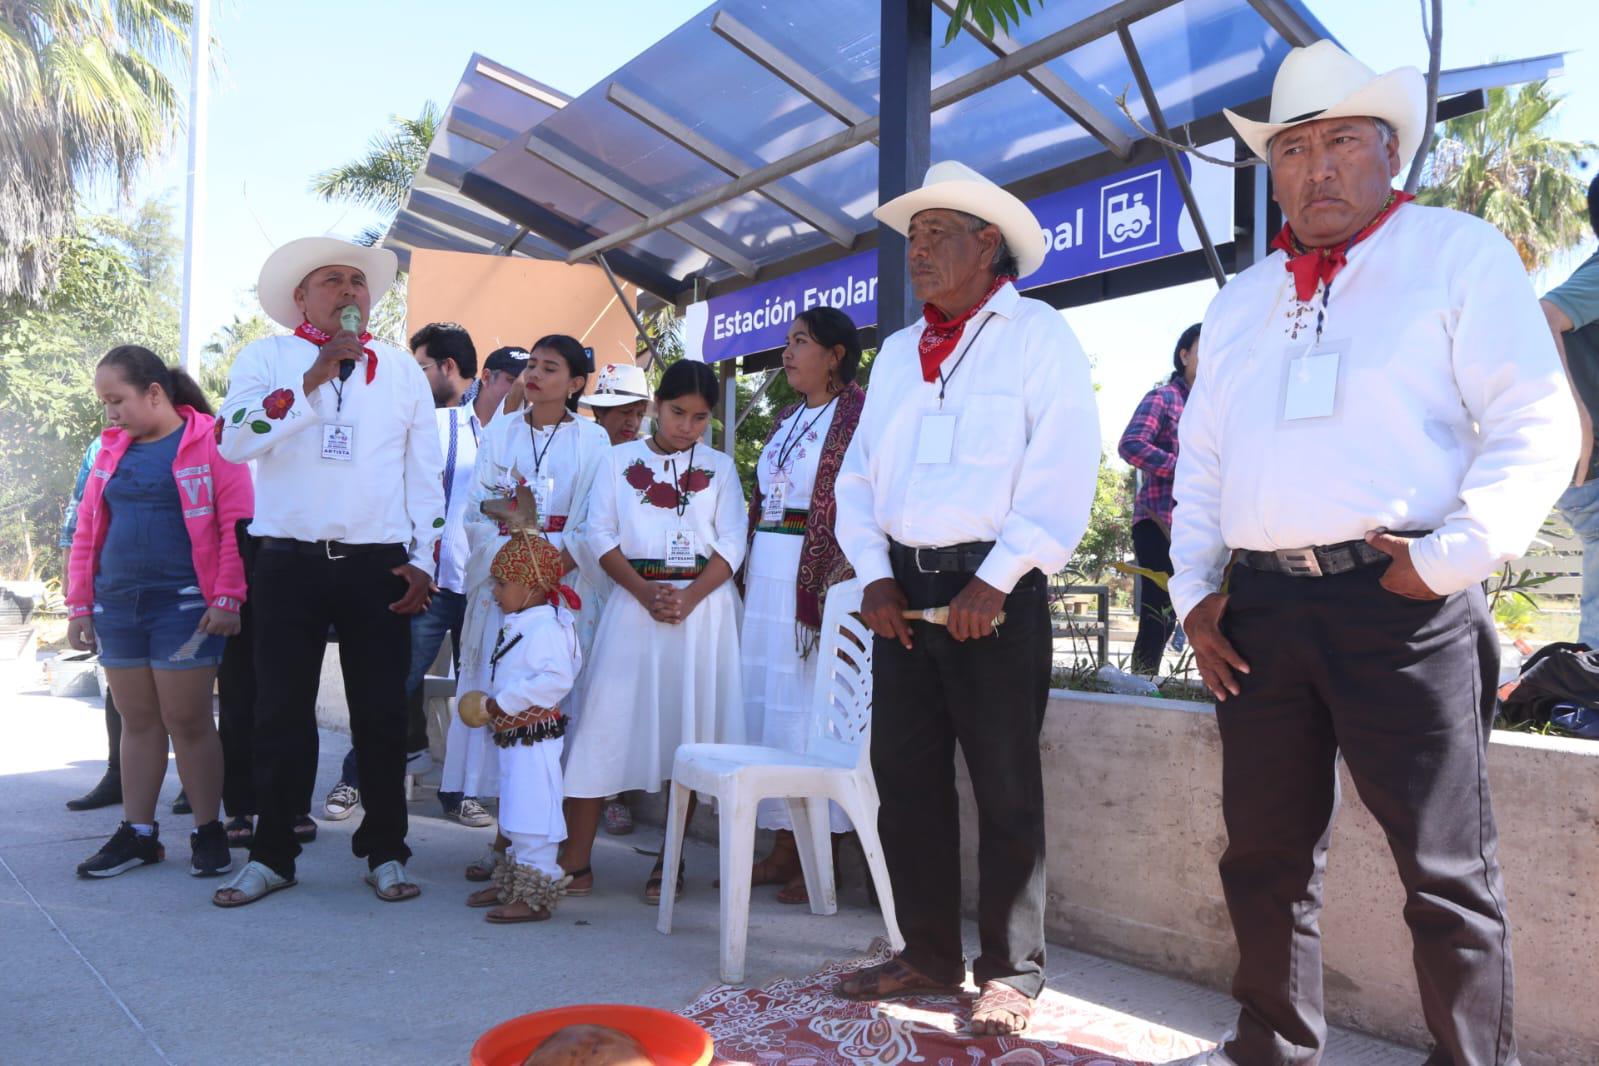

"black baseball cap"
[483, 346, 531, 375]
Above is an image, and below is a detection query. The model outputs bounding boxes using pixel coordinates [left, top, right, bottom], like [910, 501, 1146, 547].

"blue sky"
[106, 0, 1597, 447]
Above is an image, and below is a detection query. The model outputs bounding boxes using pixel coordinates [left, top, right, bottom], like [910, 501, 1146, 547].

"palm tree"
[941, 0, 1044, 44]
[1417, 80, 1596, 273]
[310, 101, 440, 246]
[0, 0, 190, 301]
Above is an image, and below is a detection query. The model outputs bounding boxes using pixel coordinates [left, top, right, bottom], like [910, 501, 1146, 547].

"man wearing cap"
[322, 333, 529, 827]
[833, 162, 1100, 1034]
[211, 238, 445, 907]
[1171, 42, 1578, 1064]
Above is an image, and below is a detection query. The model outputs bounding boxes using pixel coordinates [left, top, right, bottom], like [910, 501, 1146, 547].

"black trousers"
[1130, 519, 1177, 674]
[871, 563, 1052, 997]
[1216, 563, 1516, 1066]
[249, 544, 412, 878]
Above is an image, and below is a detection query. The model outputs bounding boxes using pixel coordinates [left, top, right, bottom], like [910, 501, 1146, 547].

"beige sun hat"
[874, 160, 1048, 278]
[1225, 40, 1426, 165]
[581, 361, 652, 408]
[257, 237, 398, 329]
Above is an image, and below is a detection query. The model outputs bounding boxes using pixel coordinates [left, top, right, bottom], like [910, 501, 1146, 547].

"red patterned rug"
[677, 940, 1209, 1065]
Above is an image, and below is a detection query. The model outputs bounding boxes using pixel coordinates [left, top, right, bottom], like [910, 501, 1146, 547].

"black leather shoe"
[171, 789, 191, 815]
[66, 773, 122, 811]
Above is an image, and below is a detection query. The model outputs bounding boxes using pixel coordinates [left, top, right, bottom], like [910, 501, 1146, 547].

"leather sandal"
[365, 860, 420, 902]
[970, 980, 1035, 1035]
[212, 860, 296, 908]
[834, 956, 962, 1001]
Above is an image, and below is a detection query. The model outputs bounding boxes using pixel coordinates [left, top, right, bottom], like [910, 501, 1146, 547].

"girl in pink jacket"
[67, 345, 254, 882]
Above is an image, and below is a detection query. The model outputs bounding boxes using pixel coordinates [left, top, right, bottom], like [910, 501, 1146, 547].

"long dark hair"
[529, 334, 592, 412]
[796, 306, 863, 386]
[99, 345, 213, 416]
[1170, 323, 1201, 384]
[656, 359, 719, 409]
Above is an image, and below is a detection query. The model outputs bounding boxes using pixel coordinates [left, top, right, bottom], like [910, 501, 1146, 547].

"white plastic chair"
[657, 579, 904, 983]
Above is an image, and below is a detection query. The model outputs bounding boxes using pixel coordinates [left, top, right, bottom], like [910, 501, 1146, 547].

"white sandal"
[365, 859, 420, 902]
[212, 860, 296, 908]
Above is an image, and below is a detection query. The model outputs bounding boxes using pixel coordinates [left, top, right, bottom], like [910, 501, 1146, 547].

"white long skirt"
[442, 583, 503, 798]
[741, 532, 851, 833]
[564, 581, 745, 798]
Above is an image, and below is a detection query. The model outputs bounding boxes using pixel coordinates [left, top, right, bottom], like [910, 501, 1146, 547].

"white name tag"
[665, 529, 697, 570]
[321, 423, 355, 461]
[1282, 342, 1345, 422]
[915, 413, 957, 465]
[761, 478, 787, 523]
[533, 476, 555, 520]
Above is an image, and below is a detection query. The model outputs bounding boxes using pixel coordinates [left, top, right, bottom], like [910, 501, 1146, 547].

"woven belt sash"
[489, 703, 567, 748]
[628, 556, 709, 581]
[755, 507, 809, 536]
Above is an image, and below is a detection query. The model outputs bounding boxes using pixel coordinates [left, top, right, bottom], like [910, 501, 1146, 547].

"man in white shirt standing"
[833, 163, 1100, 1035]
[211, 237, 444, 907]
[1171, 43, 1578, 1065]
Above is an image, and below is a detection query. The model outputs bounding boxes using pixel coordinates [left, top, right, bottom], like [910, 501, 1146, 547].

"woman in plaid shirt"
[1117, 323, 1200, 673]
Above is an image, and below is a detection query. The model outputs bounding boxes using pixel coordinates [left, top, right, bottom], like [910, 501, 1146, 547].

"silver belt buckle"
[1277, 547, 1322, 577]
[914, 546, 936, 574]
[324, 540, 347, 561]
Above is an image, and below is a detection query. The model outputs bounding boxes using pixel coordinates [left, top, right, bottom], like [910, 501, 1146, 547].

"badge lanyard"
[935, 314, 996, 407]
[436, 410, 461, 581]
[770, 397, 836, 479]
[527, 414, 566, 480]
[667, 442, 698, 520]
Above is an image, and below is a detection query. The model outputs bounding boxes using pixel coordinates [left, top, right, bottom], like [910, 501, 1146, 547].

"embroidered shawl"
[744, 383, 865, 655]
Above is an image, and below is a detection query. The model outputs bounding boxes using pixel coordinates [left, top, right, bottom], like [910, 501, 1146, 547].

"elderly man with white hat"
[832, 163, 1100, 1034]
[1171, 42, 1578, 1065]
[211, 238, 445, 907]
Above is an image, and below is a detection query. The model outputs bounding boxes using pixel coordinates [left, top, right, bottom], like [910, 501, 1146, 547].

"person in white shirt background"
[210, 237, 444, 908]
[321, 332, 527, 828]
[1169, 43, 1579, 1066]
[832, 162, 1100, 1036]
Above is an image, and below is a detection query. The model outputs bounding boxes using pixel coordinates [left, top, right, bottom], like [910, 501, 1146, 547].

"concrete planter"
[953, 689, 1598, 1064]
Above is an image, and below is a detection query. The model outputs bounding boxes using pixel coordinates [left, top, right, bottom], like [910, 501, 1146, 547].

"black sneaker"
[77, 822, 164, 878]
[189, 820, 234, 877]
[171, 789, 191, 815]
[66, 772, 123, 811]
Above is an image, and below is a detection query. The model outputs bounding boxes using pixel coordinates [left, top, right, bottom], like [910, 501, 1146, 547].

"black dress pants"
[1215, 563, 1516, 1066]
[249, 544, 412, 879]
[871, 563, 1052, 997]
[1130, 518, 1177, 674]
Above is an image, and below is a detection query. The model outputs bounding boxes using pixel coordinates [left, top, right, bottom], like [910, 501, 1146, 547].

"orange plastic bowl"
[470, 1004, 714, 1066]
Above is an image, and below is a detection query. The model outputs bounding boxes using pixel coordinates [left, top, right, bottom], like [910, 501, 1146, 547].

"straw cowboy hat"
[257, 236, 398, 329]
[1225, 40, 1426, 165]
[581, 361, 652, 408]
[874, 160, 1049, 278]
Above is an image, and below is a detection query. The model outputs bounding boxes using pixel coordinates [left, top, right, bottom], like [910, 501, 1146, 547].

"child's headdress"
[482, 482, 581, 611]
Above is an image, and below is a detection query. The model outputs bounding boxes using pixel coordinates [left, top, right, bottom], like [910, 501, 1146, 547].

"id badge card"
[1282, 341, 1346, 422]
[915, 413, 957, 465]
[761, 477, 788, 523]
[665, 529, 697, 570]
[533, 476, 555, 520]
[321, 423, 355, 461]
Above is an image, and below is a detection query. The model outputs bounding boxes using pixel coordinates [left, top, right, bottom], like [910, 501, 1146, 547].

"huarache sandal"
[224, 816, 255, 849]
[485, 865, 569, 923]
[561, 864, 593, 897]
[365, 860, 420, 902]
[834, 956, 963, 1001]
[970, 980, 1036, 1036]
[642, 857, 684, 904]
[212, 860, 297, 908]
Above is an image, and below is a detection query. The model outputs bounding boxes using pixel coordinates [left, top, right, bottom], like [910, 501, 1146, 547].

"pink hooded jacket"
[67, 407, 254, 619]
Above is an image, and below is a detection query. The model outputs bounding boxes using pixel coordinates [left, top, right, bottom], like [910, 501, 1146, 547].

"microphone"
[337, 305, 361, 382]
[338, 360, 355, 383]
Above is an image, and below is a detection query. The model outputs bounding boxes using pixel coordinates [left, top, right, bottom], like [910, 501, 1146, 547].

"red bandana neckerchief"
[294, 320, 378, 384]
[918, 273, 1015, 383]
[1270, 191, 1413, 302]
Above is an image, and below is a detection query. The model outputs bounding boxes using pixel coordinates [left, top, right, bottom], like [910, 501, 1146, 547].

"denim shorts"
[93, 585, 226, 670]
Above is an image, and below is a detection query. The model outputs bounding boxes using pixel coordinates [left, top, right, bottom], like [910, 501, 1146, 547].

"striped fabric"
[756, 507, 810, 536]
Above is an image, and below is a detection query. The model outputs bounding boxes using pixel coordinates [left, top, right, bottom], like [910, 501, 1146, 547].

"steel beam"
[1116, 21, 1227, 289]
[1244, 0, 1319, 47]
[878, 0, 931, 334]
[592, 253, 664, 372]
[564, 0, 1180, 264]
[710, 11, 869, 126]
[605, 83, 856, 247]
[406, 189, 522, 247]
[472, 60, 571, 110]
[446, 109, 516, 152]
[933, 0, 1132, 159]
[524, 132, 757, 277]
[424, 153, 471, 189]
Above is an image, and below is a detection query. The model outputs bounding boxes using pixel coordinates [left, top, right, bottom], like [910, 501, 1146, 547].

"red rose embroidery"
[678, 467, 712, 493]
[623, 460, 654, 490]
[262, 388, 295, 420]
[644, 482, 680, 509]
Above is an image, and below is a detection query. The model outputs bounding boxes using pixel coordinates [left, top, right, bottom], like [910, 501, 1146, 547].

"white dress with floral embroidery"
[742, 401, 852, 832]
[564, 439, 748, 797]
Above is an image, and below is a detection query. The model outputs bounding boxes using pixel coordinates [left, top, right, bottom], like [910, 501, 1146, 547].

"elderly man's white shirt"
[835, 282, 1101, 593]
[1169, 203, 1579, 621]
[217, 334, 445, 570]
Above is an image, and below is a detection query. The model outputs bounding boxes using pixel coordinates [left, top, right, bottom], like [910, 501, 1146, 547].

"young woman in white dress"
[740, 307, 866, 905]
[561, 360, 748, 902]
[452, 335, 609, 883]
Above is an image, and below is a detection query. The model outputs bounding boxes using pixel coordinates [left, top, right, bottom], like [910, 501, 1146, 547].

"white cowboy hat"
[1224, 40, 1425, 165]
[874, 160, 1048, 278]
[257, 236, 399, 330]
[581, 361, 652, 408]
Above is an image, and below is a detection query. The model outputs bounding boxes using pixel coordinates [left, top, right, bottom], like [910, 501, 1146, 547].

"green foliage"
[199, 309, 282, 406]
[1417, 81, 1596, 273]
[1068, 459, 1135, 580]
[310, 102, 441, 247]
[941, 0, 1044, 45]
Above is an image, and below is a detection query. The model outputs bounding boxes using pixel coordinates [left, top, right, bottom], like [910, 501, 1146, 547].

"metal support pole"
[177, 0, 210, 374]
[733, 370, 780, 432]
[1115, 21, 1228, 290]
[1251, 164, 1270, 268]
[878, 0, 931, 334]
[720, 360, 737, 456]
[592, 253, 663, 371]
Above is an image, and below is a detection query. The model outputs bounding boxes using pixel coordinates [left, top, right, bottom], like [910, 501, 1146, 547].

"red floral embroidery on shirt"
[262, 389, 295, 419]
[624, 460, 655, 490]
[623, 458, 715, 510]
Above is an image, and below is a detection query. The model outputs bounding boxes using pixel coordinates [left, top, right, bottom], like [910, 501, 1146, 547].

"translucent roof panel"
[462, 0, 1331, 286]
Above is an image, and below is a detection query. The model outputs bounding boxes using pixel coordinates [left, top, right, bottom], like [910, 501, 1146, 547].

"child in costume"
[463, 485, 583, 923]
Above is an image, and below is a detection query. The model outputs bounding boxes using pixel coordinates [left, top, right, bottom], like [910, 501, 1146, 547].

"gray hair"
[951, 210, 1019, 277]
[1267, 116, 1396, 163]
